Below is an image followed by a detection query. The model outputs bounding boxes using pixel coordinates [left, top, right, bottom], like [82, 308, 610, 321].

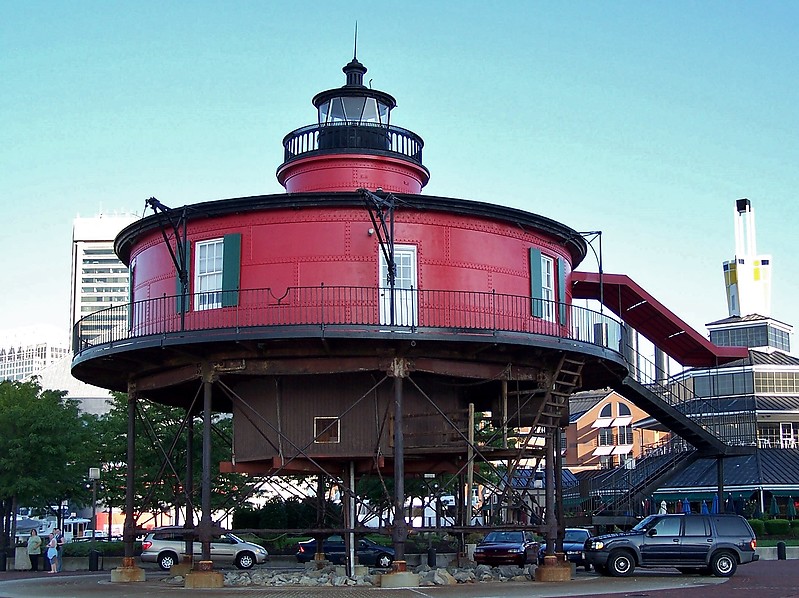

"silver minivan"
[140, 526, 269, 570]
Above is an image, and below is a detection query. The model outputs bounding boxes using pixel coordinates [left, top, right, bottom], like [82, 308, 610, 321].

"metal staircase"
[590, 441, 699, 516]
[613, 348, 756, 455]
[565, 340, 756, 521]
[498, 353, 586, 519]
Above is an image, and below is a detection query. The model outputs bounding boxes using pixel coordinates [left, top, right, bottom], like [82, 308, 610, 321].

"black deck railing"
[563, 436, 696, 517]
[281, 122, 425, 164]
[73, 285, 621, 355]
[629, 350, 757, 447]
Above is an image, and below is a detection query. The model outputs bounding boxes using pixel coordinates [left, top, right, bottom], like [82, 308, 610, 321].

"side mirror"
[647, 528, 658, 537]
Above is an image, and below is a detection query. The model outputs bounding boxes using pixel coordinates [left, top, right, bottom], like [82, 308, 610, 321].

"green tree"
[95, 393, 253, 528]
[0, 379, 96, 551]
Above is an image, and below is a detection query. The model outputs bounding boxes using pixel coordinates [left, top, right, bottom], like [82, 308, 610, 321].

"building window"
[755, 371, 799, 394]
[314, 417, 340, 443]
[598, 427, 614, 446]
[599, 455, 614, 469]
[618, 403, 631, 417]
[541, 255, 555, 322]
[617, 425, 634, 445]
[379, 244, 418, 326]
[710, 325, 769, 349]
[694, 371, 755, 397]
[599, 404, 612, 418]
[189, 234, 242, 312]
[195, 239, 224, 310]
[529, 248, 563, 323]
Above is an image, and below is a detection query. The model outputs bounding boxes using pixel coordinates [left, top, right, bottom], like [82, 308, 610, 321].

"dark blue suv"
[584, 514, 758, 577]
[296, 535, 394, 568]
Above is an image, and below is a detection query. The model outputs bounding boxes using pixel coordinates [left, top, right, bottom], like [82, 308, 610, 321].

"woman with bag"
[46, 533, 58, 573]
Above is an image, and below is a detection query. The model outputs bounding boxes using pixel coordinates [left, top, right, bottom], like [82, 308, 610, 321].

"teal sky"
[2, 1, 797, 342]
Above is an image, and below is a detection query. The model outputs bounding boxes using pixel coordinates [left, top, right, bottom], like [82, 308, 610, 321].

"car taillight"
[142, 541, 152, 550]
[298, 546, 305, 553]
[750, 539, 757, 550]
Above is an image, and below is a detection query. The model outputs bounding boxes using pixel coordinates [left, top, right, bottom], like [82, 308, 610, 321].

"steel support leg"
[391, 359, 407, 568]
[200, 375, 213, 562]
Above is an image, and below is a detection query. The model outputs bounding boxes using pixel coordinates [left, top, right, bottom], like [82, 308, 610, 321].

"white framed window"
[541, 255, 555, 322]
[598, 427, 614, 446]
[195, 239, 224, 311]
[379, 244, 418, 326]
[617, 425, 634, 445]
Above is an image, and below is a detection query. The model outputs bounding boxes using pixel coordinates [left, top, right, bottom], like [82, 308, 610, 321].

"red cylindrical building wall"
[129, 206, 573, 304]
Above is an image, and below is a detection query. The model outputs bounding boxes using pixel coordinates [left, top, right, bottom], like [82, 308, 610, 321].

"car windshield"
[484, 531, 523, 543]
[564, 530, 589, 542]
[632, 516, 657, 531]
[226, 533, 244, 543]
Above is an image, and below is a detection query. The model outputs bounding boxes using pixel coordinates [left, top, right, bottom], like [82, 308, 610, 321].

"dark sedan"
[538, 527, 592, 570]
[296, 535, 394, 568]
[473, 531, 539, 567]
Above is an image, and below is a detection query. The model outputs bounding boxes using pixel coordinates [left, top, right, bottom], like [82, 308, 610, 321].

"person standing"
[54, 527, 65, 572]
[26, 529, 42, 571]
[46, 533, 58, 573]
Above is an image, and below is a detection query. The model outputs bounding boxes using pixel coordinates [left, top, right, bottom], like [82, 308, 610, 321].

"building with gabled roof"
[565, 389, 667, 473]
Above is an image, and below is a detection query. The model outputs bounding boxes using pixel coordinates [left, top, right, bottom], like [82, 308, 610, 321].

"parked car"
[472, 530, 539, 567]
[537, 527, 592, 570]
[584, 514, 758, 577]
[140, 526, 269, 570]
[295, 535, 394, 568]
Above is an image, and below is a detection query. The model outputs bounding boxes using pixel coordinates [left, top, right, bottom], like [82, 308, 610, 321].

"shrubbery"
[63, 541, 140, 557]
[764, 518, 791, 536]
[748, 518, 765, 537]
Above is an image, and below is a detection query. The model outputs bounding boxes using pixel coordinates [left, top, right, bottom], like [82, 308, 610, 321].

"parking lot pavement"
[0, 560, 795, 598]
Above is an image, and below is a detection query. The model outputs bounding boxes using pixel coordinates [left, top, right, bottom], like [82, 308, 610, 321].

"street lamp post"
[88, 468, 101, 546]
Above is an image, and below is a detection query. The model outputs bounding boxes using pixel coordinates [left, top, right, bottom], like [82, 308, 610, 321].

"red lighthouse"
[277, 55, 429, 194]
[72, 54, 748, 584]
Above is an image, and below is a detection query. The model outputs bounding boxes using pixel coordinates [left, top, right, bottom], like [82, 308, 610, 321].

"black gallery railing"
[282, 122, 425, 164]
[73, 285, 623, 355]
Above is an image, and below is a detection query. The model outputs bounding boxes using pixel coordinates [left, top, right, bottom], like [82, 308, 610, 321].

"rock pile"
[161, 562, 536, 588]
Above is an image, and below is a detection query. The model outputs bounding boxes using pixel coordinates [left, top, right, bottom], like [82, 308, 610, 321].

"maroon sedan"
[473, 531, 539, 567]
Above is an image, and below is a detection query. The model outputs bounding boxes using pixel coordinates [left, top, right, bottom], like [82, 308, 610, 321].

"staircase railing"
[563, 437, 694, 517]
[622, 338, 757, 448]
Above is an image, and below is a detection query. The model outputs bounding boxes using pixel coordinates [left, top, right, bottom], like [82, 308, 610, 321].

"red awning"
[572, 271, 747, 367]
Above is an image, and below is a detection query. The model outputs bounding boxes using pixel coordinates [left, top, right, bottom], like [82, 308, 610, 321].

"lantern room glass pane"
[325, 98, 347, 123]
[378, 101, 390, 124]
[342, 96, 366, 122]
[318, 101, 330, 124]
[361, 98, 378, 123]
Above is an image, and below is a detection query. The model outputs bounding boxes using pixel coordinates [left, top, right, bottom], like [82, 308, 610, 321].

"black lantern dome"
[312, 56, 397, 128]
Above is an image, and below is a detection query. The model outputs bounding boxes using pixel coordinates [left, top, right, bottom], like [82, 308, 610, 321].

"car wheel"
[607, 550, 635, 577]
[376, 553, 393, 568]
[158, 551, 179, 571]
[236, 551, 256, 570]
[710, 551, 737, 577]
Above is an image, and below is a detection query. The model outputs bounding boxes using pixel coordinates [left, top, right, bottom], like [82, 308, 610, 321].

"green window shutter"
[529, 248, 543, 318]
[176, 240, 191, 314]
[558, 258, 567, 325]
[221, 233, 241, 307]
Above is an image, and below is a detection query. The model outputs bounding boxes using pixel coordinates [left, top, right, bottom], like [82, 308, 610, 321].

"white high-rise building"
[0, 326, 69, 381]
[722, 198, 772, 318]
[70, 213, 139, 342]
